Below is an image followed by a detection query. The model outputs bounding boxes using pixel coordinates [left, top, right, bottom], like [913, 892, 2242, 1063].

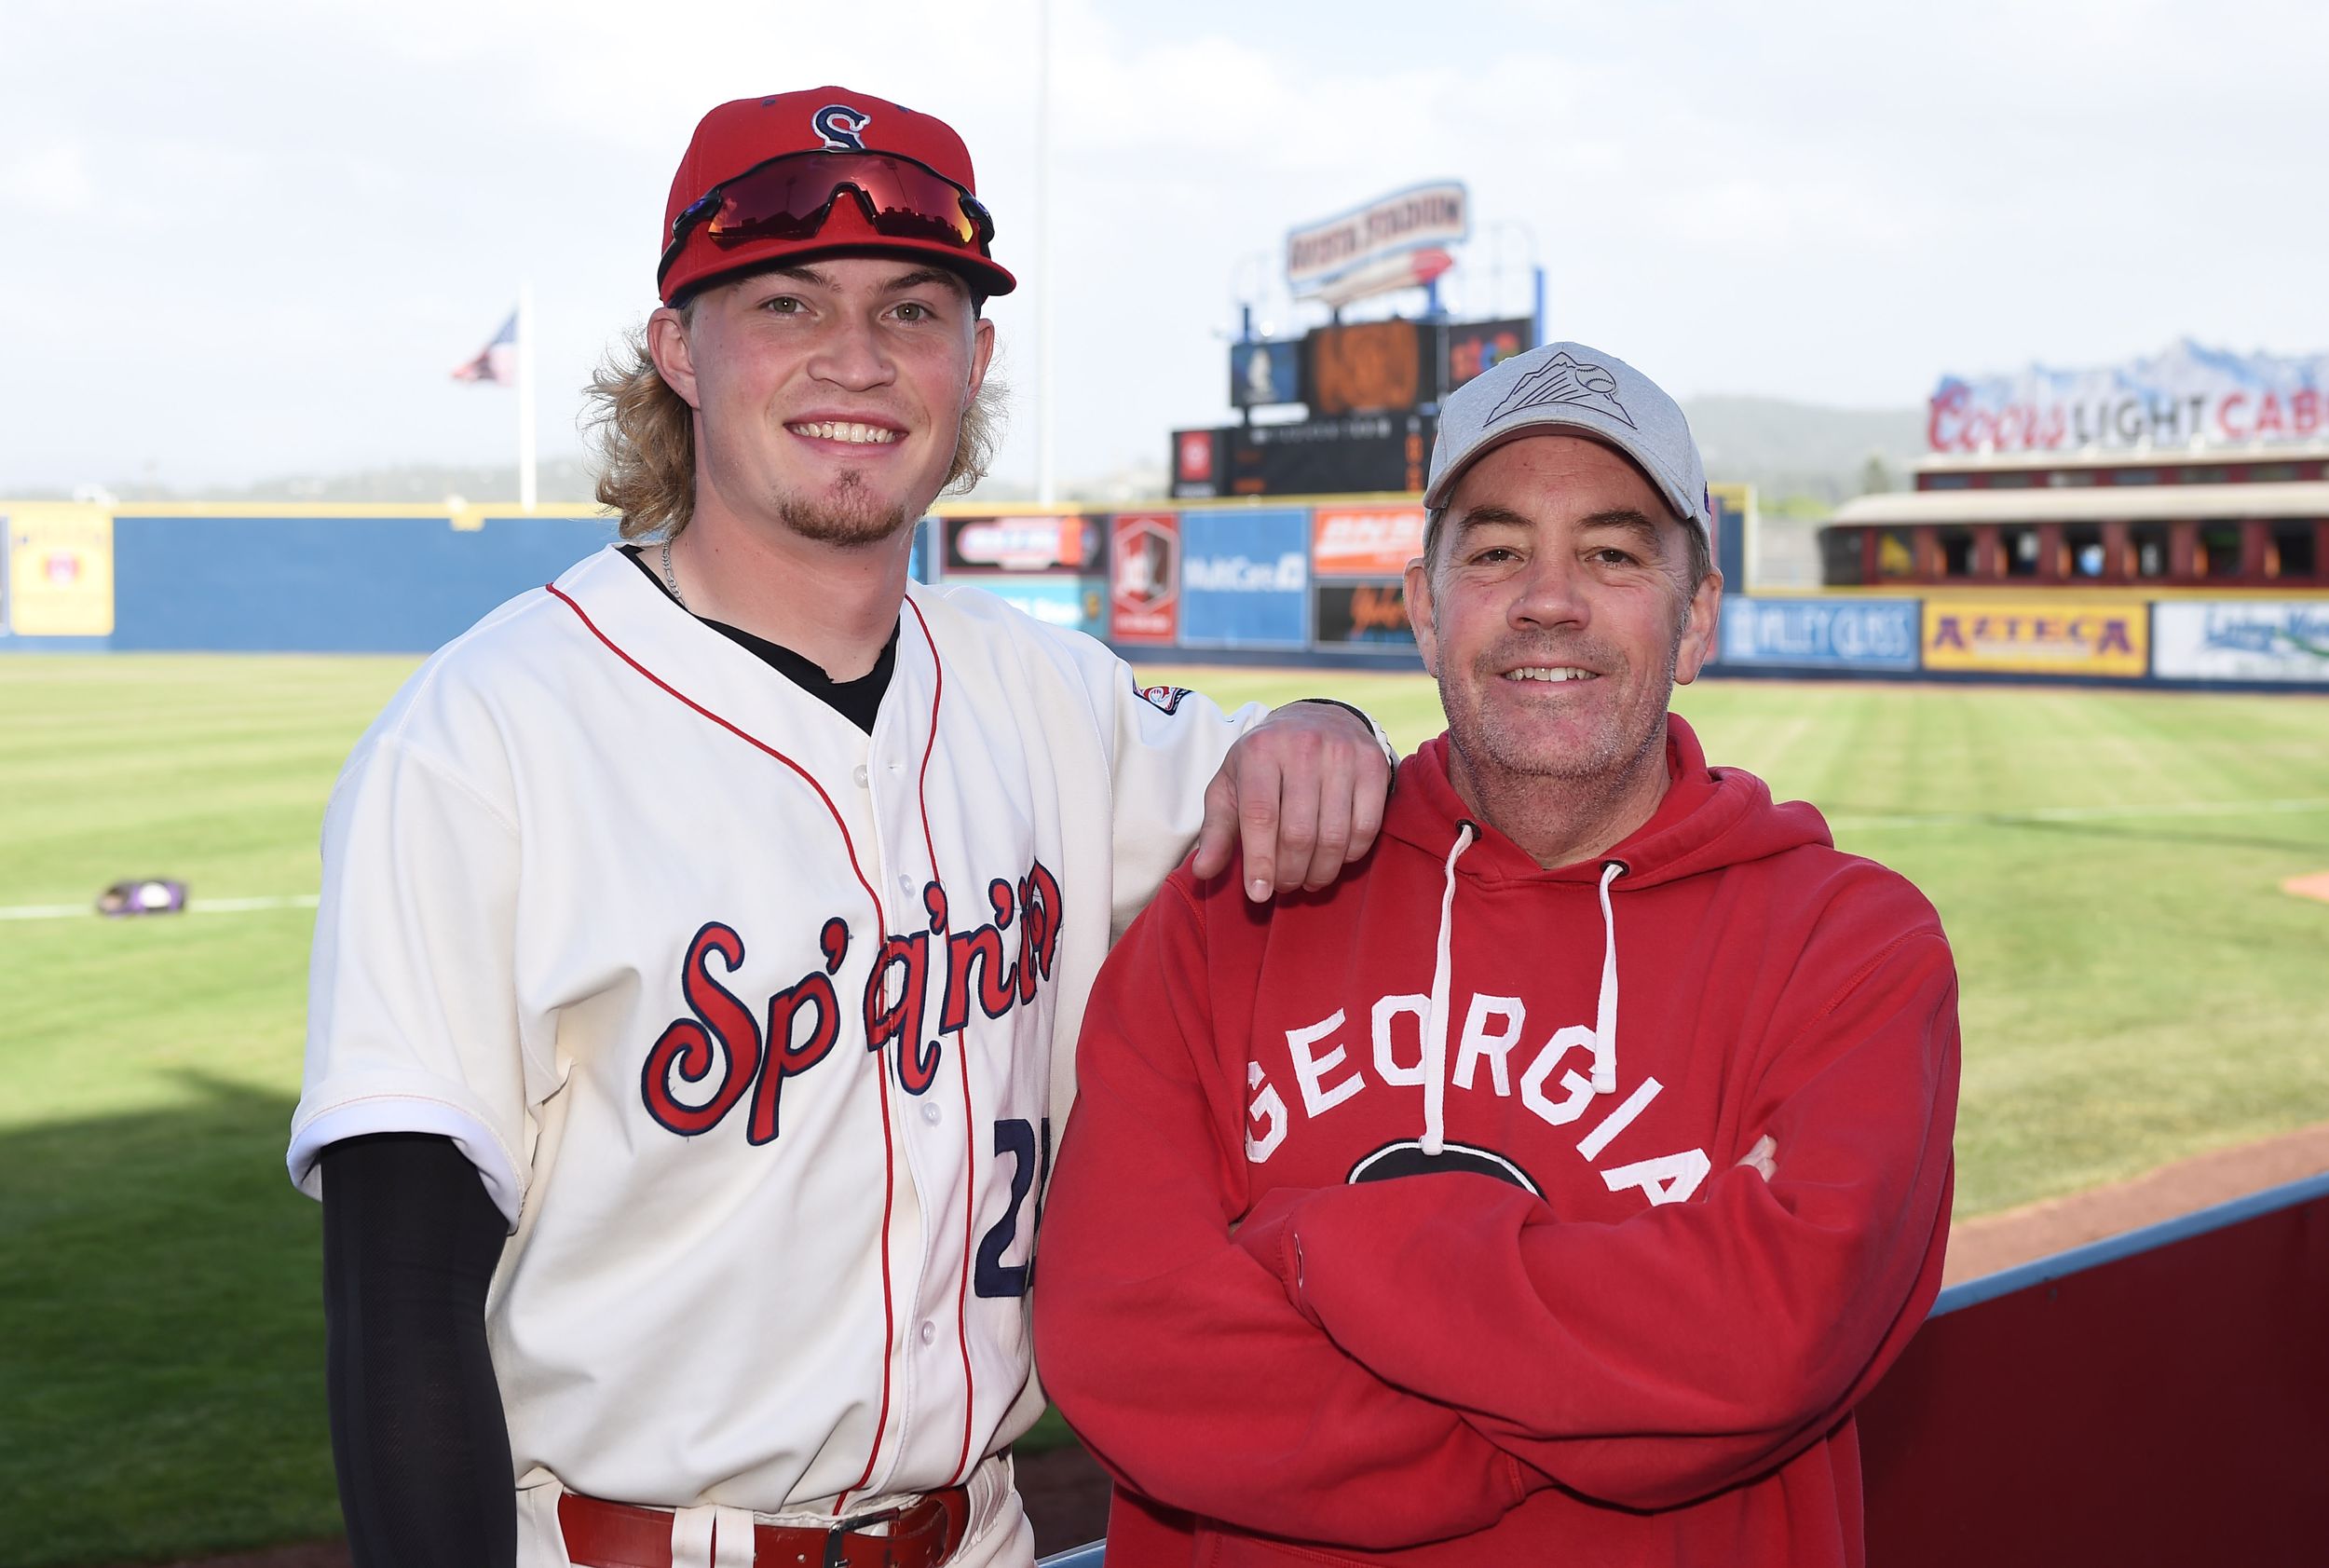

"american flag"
[451, 310, 518, 384]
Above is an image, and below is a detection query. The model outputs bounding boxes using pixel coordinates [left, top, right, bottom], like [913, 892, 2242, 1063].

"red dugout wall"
[1037, 1172, 2329, 1567]
[1858, 1172, 2329, 1563]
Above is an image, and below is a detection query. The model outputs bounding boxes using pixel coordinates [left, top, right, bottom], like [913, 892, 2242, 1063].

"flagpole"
[1033, 0, 1056, 507]
[517, 280, 538, 512]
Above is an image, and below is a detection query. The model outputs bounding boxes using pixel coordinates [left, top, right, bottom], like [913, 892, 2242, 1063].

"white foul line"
[0, 893, 320, 923]
[7, 798, 2328, 919]
[1830, 798, 2329, 832]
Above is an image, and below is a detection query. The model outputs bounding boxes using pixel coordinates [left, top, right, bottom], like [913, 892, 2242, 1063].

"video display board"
[1440, 318, 1532, 397]
[1230, 340, 1303, 409]
[1178, 510, 1310, 649]
[1226, 414, 1433, 498]
[1304, 320, 1425, 416]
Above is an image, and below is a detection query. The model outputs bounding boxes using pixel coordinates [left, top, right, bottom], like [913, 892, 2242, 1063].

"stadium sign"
[2154, 602, 2329, 684]
[1287, 182, 1468, 305]
[1719, 597, 1919, 672]
[1178, 511, 1310, 649]
[942, 513, 1096, 573]
[1108, 512, 1180, 645]
[1928, 339, 2329, 454]
[1311, 505, 1425, 578]
[1920, 597, 2148, 677]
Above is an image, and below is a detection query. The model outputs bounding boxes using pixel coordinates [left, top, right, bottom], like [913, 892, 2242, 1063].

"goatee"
[778, 471, 911, 547]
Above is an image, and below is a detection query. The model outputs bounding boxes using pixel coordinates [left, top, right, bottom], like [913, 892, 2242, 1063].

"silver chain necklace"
[660, 536, 688, 612]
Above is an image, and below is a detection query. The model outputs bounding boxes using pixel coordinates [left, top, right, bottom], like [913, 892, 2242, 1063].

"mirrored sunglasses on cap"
[657, 150, 998, 290]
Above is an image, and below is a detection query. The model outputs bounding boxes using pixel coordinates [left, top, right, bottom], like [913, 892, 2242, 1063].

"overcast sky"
[5, 0, 2322, 495]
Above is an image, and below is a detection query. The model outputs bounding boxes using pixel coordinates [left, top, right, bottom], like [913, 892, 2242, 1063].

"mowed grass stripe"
[1, 654, 2325, 1565]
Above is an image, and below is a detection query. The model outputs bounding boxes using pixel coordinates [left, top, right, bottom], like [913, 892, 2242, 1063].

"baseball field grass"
[2, 653, 2325, 1565]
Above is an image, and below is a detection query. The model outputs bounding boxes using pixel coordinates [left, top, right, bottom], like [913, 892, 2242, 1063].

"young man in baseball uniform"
[289, 88, 1393, 1568]
[1036, 342, 1962, 1567]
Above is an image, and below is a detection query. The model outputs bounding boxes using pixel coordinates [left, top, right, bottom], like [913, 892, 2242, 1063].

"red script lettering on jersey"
[642, 859, 1064, 1139]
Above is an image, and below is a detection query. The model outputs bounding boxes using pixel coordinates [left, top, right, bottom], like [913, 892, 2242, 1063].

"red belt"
[557, 1486, 972, 1568]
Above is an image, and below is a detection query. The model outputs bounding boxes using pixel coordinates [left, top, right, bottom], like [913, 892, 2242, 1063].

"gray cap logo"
[1486, 350, 1636, 430]
[1425, 339, 1706, 534]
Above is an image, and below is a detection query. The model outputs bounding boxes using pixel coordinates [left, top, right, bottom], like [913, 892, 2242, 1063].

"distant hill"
[18, 399, 1927, 514]
[1682, 396, 1929, 509]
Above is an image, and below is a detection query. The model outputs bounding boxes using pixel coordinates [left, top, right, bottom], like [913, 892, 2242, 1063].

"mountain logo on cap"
[1486, 350, 1636, 430]
[813, 103, 872, 151]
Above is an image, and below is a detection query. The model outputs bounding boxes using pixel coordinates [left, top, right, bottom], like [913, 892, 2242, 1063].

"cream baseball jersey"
[288, 545, 1266, 1537]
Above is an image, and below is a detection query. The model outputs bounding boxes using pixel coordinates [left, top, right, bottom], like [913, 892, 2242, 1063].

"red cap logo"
[812, 103, 871, 151]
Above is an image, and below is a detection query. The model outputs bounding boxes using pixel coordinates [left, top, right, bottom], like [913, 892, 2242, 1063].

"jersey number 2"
[974, 1116, 1051, 1298]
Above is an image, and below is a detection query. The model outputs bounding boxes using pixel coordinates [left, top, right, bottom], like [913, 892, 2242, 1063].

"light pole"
[1033, 0, 1056, 506]
[1485, 220, 1546, 347]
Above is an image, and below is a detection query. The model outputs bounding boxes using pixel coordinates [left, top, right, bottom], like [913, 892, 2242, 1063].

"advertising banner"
[1178, 510, 1310, 649]
[1921, 596, 2148, 676]
[1718, 596, 1920, 671]
[1314, 579, 1417, 648]
[1229, 340, 1302, 409]
[1109, 512, 1181, 645]
[1928, 338, 2329, 454]
[1312, 505, 1426, 578]
[942, 512, 1097, 574]
[1227, 413, 1433, 498]
[976, 575, 1106, 637]
[2153, 601, 2329, 683]
[5, 505, 115, 636]
[1441, 318, 1532, 397]
[1171, 428, 1223, 499]
[1287, 182, 1468, 303]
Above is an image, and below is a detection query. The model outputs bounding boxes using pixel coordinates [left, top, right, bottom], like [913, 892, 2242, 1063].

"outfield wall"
[7, 499, 2327, 691]
[2, 503, 616, 653]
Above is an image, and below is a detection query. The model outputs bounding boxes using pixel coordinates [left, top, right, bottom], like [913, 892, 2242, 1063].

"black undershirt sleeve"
[320, 1132, 516, 1568]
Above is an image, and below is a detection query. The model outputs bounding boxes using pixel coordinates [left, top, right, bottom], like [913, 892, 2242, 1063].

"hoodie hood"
[1384, 713, 1832, 1154]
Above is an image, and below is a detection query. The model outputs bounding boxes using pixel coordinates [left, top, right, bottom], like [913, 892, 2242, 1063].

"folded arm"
[1033, 878, 1532, 1548]
[1243, 927, 1961, 1510]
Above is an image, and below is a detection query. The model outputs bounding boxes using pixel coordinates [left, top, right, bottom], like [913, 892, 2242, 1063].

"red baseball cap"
[659, 87, 1016, 306]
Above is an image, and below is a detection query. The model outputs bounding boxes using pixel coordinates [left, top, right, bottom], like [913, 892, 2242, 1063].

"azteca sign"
[1928, 339, 2329, 454]
[1287, 182, 1468, 304]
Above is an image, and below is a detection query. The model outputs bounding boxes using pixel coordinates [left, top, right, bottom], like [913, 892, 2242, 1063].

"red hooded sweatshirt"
[1033, 715, 1960, 1568]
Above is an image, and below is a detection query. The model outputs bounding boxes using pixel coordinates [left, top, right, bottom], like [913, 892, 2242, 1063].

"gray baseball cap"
[1424, 340, 1709, 537]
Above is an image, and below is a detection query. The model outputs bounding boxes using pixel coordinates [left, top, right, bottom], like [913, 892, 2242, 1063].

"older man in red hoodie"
[1034, 341, 1961, 1568]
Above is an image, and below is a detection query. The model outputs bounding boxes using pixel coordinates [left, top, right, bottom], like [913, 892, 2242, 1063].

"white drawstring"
[1591, 861, 1624, 1092]
[1419, 821, 1477, 1156]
